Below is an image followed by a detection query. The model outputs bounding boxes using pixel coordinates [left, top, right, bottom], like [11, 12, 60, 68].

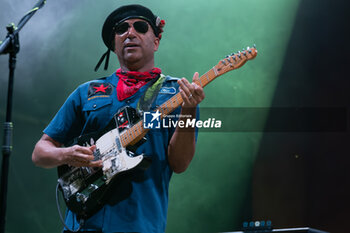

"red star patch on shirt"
[93, 84, 108, 93]
[88, 82, 112, 99]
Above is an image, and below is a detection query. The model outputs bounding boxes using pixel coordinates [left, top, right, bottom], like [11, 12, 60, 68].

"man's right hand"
[64, 145, 102, 167]
[32, 134, 102, 169]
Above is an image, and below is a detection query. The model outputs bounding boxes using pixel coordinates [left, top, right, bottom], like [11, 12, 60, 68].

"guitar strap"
[136, 74, 166, 113]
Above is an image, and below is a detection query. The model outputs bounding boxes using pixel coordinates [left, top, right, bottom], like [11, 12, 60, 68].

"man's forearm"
[32, 135, 66, 169]
[167, 107, 197, 173]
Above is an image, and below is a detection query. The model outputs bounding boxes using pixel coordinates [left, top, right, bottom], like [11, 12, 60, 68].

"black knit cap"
[102, 4, 160, 51]
[95, 4, 163, 71]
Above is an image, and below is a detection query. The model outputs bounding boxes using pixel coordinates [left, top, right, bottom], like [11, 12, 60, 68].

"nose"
[126, 25, 137, 38]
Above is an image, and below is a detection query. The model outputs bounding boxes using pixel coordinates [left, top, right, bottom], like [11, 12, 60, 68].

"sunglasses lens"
[114, 21, 149, 35]
[115, 22, 129, 35]
[133, 21, 149, 34]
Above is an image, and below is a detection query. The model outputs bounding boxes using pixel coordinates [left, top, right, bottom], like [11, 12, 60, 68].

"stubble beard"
[122, 48, 154, 71]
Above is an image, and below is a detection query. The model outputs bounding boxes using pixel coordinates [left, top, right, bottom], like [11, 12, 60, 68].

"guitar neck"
[118, 68, 219, 147]
[155, 68, 219, 117]
[119, 46, 257, 147]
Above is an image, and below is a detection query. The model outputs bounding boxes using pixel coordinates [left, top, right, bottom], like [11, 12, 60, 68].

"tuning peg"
[231, 53, 235, 56]
[238, 54, 241, 58]
[247, 46, 250, 50]
[253, 44, 257, 48]
[232, 56, 236, 61]
[248, 50, 252, 54]
[221, 60, 227, 65]
[226, 55, 230, 58]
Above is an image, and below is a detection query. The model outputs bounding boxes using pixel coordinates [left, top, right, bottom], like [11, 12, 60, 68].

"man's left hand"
[178, 72, 205, 108]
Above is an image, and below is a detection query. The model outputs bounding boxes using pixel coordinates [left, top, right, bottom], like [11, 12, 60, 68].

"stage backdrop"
[0, 0, 349, 232]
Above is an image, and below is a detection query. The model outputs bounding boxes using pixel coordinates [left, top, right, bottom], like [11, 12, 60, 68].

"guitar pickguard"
[96, 128, 144, 183]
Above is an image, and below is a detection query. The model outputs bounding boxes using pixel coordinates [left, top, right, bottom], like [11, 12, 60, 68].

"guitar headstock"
[214, 45, 258, 76]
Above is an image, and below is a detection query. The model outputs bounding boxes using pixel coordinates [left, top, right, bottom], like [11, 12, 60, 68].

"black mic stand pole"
[0, 1, 46, 233]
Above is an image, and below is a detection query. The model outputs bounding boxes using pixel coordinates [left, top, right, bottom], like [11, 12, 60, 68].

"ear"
[154, 37, 160, 52]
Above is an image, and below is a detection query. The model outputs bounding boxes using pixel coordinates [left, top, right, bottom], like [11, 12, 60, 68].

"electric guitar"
[57, 46, 258, 219]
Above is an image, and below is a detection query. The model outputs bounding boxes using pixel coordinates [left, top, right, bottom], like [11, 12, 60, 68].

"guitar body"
[57, 107, 151, 219]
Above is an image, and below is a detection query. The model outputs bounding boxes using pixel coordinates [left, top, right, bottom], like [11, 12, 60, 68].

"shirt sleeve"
[43, 87, 85, 145]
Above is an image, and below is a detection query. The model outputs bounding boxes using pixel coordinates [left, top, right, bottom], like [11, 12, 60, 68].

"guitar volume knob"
[76, 192, 88, 203]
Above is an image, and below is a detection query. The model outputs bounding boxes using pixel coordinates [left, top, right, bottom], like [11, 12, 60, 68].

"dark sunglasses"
[114, 21, 149, 35]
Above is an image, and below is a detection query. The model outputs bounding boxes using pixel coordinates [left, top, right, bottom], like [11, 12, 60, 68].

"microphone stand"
[0, 1, 47, 232]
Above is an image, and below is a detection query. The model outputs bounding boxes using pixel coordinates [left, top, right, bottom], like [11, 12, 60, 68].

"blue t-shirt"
[44, 73, 198, 233]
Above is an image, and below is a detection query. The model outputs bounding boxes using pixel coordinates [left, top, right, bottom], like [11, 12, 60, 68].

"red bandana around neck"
[116, 68, 162, 101]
